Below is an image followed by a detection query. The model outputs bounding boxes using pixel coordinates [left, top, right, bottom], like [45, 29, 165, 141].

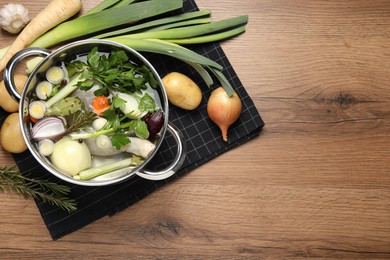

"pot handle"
[136, 123, 187, 181]
[3, 47, 51, 101]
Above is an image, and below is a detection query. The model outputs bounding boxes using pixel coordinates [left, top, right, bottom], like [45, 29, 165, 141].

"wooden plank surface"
[0, 0, 389, 259]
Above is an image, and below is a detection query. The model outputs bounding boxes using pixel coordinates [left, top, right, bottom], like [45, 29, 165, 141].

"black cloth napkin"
[3, 0, 265, 240]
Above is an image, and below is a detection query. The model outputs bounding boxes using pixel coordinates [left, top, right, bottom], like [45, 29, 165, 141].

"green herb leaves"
[66, 47, 163, 150]
[75, 47, 158, 96]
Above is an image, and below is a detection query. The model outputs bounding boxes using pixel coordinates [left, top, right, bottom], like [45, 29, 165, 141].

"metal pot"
[3, 39, 186, 186]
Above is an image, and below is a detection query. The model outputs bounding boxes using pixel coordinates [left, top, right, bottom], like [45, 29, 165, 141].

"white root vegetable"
[0, 0, 82, 71]
[123, 137, 156, 159]
[84, 137, 122, 156]
[84, 136, 156, 159]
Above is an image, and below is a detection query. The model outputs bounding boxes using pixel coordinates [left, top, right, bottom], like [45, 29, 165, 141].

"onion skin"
[207, 87, 242, 142]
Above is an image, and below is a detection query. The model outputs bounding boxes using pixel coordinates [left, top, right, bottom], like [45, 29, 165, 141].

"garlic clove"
[0, 4, 30, 34]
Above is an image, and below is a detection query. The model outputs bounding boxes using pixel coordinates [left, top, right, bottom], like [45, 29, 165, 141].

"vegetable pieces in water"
[27, 46, 164, 180]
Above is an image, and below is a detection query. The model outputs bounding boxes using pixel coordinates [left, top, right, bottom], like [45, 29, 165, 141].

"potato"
[0, 74, 27, 112]
[0, 113, 27, 153]
[162, 72, 202, 110]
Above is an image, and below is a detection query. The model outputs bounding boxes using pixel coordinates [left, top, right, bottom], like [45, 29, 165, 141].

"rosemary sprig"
[0, 166, 77, 213]
[66, 110, 98, 134]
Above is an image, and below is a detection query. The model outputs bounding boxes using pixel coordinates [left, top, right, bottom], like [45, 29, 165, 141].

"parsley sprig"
[101, 95, 152, 149]
[66, 47, 161, 150]
[73, 47, 158, 96]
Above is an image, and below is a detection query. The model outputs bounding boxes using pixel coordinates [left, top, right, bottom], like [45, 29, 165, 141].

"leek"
[0, 0, 249, 96]
[166, 26, 247, 45]
[112, 0, 138, 8]
[145, 17, 212, 32]
[121, 15, 248, 40]
[185, 60, 214, 87]
[29, 0, 183, 48]
[209, 66, 235, 97]
[83, 0, 123, 15]
[93, 10, 212, 39]
[106, 37, 223, 70]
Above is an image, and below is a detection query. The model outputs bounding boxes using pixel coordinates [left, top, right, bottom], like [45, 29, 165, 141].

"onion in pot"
[31, 116, 67, 141]
[50, 136, 92, 176]
[143, 109, 164, 136]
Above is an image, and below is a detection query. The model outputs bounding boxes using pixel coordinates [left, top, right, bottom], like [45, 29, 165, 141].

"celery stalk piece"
[107, 37, 223, 70]
[29, 0, 184, 48]
[93, 10, 212, 39]
[123, 15, 249, 40]
[46, 73, 83, 108]
[76, 158, 134, 181]
[166, 26, 247, 45]
[69, 128, 115, 140]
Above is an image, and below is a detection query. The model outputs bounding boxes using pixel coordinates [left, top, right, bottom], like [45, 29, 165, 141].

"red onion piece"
[143, 109, 164, 136]
[31, 116, 67, 142]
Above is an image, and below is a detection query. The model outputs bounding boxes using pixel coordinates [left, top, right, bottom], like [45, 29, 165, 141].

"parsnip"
[0, 0, 82, 72]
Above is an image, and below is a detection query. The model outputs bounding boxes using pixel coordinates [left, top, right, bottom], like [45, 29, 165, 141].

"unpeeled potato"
[0, 113, 27, 153]
[162, 72, 202, 110]
[0, 74, 27, 112]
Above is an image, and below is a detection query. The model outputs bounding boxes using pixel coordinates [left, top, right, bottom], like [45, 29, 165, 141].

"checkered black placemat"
[3, 0, 264, 240]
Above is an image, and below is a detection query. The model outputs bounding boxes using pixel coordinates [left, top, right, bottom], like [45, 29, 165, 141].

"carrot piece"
[0, 0, 82, 72]
[92, 96, 111, 115]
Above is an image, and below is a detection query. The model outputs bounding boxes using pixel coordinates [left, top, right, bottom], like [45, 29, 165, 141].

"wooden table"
[1, 0, 389, 259]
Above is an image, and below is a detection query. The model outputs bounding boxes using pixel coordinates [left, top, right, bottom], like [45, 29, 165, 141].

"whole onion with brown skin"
[207, 87, 242, 142]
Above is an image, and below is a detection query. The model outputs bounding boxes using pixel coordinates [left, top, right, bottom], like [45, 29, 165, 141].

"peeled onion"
[50, 136, 91, 176]
[207, 87, 242, 142]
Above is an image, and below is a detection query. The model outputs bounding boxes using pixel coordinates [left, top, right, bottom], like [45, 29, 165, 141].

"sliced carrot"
[29, 114, 40, 123]
[0, 0, 82, 72]
[92, 96, 110, 115]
